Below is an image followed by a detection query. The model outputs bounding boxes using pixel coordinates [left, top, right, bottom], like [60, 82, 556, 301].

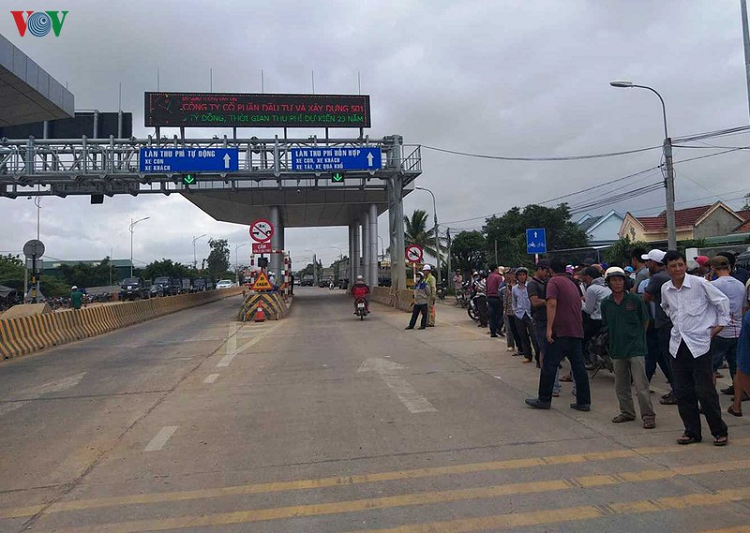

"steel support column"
[269, 206, 284, 284]
[352, 218, 361, 285]
[369, 203, 378, 287]
[361, 210, 371, 286]
[348, 223, 356, 289]
[387, 135, 405, 291]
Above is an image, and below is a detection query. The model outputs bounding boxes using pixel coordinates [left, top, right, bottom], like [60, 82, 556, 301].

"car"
[215, 279, 233, 289]
[119, 277, 150, 301]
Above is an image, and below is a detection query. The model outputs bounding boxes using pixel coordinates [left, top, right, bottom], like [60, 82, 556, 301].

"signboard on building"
[138, 148, 239, 173]
[145, 92, 371, 128]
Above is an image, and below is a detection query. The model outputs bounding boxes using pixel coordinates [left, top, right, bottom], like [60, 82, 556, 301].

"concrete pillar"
[369, 203, 378, 287]
[362, 210, 371, 286]
[386, 135, 405, 291]
[269, 206, 284, 285]
[352, 218, 361, 285]
[348, 223, 356, 288]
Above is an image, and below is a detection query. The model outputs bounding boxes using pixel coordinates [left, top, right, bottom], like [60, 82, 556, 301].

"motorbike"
[355, 297, 367, 321]
[436, 282, 446, 301]
[329, 280, 335, 290]
[586, 330, 614, 378]
[467, 294, 480, 322]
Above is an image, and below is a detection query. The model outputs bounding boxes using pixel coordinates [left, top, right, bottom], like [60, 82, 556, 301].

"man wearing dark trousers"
[526, 258, 591, 411]
[661, 250, 730, 446]
[486, 264, 503, 338]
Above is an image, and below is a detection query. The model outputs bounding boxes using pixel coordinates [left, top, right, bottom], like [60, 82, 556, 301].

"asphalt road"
[1, 287, 750, 532]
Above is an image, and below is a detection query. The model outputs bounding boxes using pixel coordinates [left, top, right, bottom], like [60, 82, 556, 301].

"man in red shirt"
[526, 258, 591, 411]
[486, 264, 504, 338]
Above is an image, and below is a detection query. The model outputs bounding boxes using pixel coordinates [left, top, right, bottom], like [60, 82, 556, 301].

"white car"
[215, 280, 233, 289]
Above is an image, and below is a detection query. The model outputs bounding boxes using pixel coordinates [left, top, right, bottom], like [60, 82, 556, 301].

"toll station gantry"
[0, 91, 422, 291]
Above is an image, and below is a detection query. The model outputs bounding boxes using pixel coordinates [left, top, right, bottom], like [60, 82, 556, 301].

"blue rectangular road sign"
[139, 148, 239, 173]
[526, 228, 547, 254]
[290, 147, 382, 171]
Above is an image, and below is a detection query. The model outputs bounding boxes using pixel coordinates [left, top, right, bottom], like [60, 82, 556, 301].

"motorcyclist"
[350, 275, 370, 314]
[328, 277, 335, 290]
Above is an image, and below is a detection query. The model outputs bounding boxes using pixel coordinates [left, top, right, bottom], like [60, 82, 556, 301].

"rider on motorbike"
[350, 275, 370, 314]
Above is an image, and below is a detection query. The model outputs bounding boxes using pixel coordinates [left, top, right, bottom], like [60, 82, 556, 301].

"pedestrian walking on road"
[512, 267, 539, 363]
[424, 264, 437, 327]
[709, 255, 745, 389]
[406, 271, 431, 330]
[526, 258, 591, 411]
[661, 250, 730, 446]
[601, 267, 656, 429]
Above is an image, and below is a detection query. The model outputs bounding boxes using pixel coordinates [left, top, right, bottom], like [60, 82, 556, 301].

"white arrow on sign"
[223, 154, 231, 169]
[534, 232, 538, 238]
[358, 358, 437, 413]
[366, 153, 374, 167]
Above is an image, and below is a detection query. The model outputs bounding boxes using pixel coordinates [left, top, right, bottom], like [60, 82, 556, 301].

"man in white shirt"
[661, 250, 730, 446]
[709, 255, 746, 395]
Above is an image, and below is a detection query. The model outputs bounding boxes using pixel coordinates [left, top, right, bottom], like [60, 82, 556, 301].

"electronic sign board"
[145, 92, 370, 128]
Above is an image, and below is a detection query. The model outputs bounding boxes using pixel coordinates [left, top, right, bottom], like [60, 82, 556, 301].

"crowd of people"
[447, 248, 750, 446]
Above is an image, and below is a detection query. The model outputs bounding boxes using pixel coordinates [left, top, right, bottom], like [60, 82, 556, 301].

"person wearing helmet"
[423, 264, 437, 327]
[69, 285, 83, 310]
[350, 275, 370, 314]
[406, 271, 431, 330]
[601, 267, 655, 429]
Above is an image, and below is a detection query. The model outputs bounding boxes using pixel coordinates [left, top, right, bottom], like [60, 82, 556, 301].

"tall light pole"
[192, 234, 207, 270]
[234, 243, 247, 285]
[129, 217, 150, 277]
[415, 186, 442, 284]
[305, 249, 318, 284]
[610, 81, 676, 249]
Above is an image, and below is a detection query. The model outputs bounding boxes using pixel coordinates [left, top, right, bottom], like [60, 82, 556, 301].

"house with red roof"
[619, 201, 746, 243]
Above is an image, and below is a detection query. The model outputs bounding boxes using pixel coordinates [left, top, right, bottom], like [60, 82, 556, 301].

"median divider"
[371, 286, 414, 312]
[0, 288, 243, 360]
[238, 292, 291, 322]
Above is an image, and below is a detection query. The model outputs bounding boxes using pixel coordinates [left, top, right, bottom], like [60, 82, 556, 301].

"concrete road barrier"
[0, 288, 243, 360]
[238, 292, 291, 322]
[370, 287, 413, 312]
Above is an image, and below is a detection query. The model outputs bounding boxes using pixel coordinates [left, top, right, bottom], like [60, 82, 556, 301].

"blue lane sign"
[526, 228, 547, 254]
[139, 148, 239, 173]
[290, 147, 381, 171]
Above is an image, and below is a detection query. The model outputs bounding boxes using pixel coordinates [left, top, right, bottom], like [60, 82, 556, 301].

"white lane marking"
[0, 401, 30, 417]
[24, 371, 87, 397]
[144, 426, 179, 452]
[217, 322, 283, 367]
[216, 323, 239, 367]
[357, 357, 438, 414]
[203, 374, 219, 384]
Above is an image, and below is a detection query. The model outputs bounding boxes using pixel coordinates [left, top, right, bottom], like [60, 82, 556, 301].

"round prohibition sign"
[250, 219, 274, 243]
[405, 244, 424, 263]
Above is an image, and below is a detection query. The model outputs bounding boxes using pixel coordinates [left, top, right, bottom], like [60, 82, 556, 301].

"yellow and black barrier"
[0, 287, 243, 360]
[238, 291, 291, 322]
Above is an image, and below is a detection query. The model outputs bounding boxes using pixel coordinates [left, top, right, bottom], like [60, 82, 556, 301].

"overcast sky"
[2, 1, 750, 269]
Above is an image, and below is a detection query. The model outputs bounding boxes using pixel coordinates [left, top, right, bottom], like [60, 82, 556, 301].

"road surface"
[1, 287, 749, 532]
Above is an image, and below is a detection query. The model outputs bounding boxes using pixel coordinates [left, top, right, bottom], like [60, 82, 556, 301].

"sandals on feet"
[677, 434, 702, 445]
[714, 435, 729, 447]
[660, 393, 678, 405]
[643, 417, 656, 429]
[727, 406, 743, 417]
[560, 374, 573, 383]
[612, 414, 636, 423]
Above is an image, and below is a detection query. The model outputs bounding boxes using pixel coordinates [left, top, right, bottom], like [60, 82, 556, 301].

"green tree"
[451, 231, 486, 273]
[483, 203, 588, 266]
[141, 259, 194, 281]
[206, 238, 230, 282]
[603, 237, 650, 266]
[57, 258, 112, 288]
[0, 254, 24, 291]
[404, 209, 446, 261]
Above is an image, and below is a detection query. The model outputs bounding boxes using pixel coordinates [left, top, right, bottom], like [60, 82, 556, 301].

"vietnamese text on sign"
[145, 93, 371, 128]
[290, 147, 382, 171]
[139, 148, 239, 173]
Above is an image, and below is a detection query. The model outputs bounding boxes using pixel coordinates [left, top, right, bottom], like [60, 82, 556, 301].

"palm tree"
[404, 209, 446, 261]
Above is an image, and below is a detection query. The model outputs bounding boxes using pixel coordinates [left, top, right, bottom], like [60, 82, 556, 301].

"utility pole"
[446, 228, 452, 282]
[742, 0, 750, 121]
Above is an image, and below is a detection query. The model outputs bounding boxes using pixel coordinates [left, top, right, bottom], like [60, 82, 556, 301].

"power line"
[421, 144, 662, 162]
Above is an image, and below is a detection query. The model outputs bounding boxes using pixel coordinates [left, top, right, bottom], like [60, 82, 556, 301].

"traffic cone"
[255, 300, 266, 322]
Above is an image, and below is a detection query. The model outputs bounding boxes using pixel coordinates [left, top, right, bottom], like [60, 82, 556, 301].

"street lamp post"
[415, 186, 442, 284]
[192, 234, 207, 270]
[129, 217, 150, 277]
[234, 243, 247, 285]
[610, 81, 677, 250]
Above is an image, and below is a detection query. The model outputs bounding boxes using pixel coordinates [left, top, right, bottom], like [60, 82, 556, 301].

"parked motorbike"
[436, 282, 446, 301]
[586, 330, 614, 378]
[467, 294, 479, 322]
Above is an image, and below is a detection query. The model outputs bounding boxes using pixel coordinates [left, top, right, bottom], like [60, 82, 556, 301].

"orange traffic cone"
[255, 300, 266, 322]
